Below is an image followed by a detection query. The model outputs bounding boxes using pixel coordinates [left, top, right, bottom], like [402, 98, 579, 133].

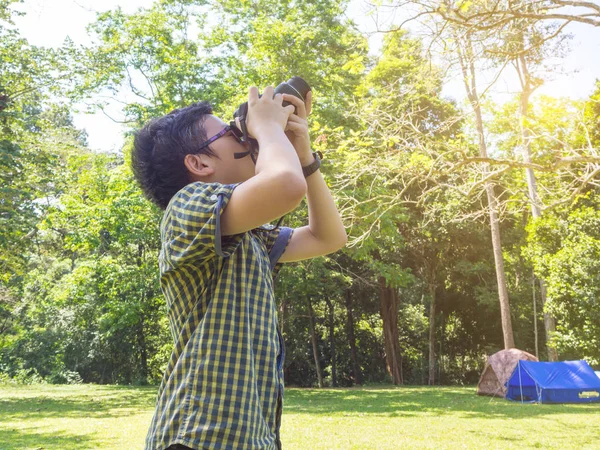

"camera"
[234, 76, 311, 120]
[230, 77, 311, 160]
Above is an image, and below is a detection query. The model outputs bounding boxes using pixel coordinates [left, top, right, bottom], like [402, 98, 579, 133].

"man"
[131, 85, 347, 449]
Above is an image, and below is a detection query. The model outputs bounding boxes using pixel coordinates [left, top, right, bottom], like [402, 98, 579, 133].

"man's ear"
[184, 153, 215, 180]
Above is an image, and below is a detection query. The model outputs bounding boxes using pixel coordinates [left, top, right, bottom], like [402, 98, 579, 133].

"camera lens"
[233, 76, 311, 126]
[274, 76, 311, 108]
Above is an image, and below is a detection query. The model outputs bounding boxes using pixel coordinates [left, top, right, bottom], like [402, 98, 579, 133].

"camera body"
[229, 76, 311, 162]
[233, 76, 311, 120]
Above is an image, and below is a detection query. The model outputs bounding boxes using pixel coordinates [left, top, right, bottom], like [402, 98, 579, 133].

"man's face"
[199, 115, 256, 184]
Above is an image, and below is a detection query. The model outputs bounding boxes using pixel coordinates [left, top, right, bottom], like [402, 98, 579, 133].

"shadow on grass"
[0, 385, 158, 421]
[0, 427, 96, 450]
[283, 386, 600, 419]
[1, 384, 598, 429]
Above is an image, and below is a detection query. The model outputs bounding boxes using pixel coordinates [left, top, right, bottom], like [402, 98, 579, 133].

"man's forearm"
[255, 128, 304, 178]
[301, 154, 347, 247]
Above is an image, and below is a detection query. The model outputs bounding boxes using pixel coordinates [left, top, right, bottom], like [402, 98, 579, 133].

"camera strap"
[232, 103, 259, 163]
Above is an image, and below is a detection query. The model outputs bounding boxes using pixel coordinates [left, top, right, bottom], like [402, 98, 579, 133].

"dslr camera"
[230, 76, 311, 162]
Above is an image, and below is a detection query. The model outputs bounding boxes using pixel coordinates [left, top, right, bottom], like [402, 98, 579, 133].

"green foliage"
[584, 80, 600, 147]
[2, 0, 599, 389]
[0, 367, 46, 385]
[526, 192, 600, 364]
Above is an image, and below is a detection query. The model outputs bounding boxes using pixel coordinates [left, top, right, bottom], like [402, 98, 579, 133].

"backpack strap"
[269, 227, 293, 271]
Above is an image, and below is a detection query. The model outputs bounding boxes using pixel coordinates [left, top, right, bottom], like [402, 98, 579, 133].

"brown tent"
[477, 348, 539, 397]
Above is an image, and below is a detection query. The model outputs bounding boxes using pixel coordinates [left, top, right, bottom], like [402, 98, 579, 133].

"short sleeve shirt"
[144, 181, 294, 450]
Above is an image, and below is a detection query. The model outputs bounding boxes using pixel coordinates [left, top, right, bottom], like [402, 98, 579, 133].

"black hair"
[131, 101, 217, 210]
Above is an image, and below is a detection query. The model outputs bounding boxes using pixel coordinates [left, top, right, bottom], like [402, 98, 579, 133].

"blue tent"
[506, 360, 600, 403]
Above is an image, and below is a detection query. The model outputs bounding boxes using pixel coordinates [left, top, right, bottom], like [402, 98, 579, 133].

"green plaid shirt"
[145, 181, 293, 450]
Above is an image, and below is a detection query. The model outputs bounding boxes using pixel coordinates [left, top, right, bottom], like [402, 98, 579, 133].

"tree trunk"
[345, 289, 362, 385]
[137, 294, 149, 385]
[487, 199, 515, 349]
[324, 297, 337, 387]
[439, 310, 444, 384]
[137, 319, 149, 385]
[379, 277, 402, 385]
[428, 284, 436, 385]
[532, 271, 539, 359]
[307, 295, 324, 388]
[517, 52, 558, 361]
[457, 32, 515, 349]
[279, 296, 287, 336]
[539, 280, 558, 360]
[279, 295, 289, 380]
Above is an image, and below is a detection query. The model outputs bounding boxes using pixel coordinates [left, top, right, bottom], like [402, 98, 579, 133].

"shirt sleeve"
[254, 226, 294, 276]
[164, 181, 244, 267]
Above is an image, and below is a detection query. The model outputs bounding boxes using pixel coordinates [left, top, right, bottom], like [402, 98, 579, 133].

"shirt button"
[210, 194, 218, 202]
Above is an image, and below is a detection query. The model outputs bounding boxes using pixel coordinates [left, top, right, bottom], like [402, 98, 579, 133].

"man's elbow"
[340, 230, 348, 248]
[274, 170, 307, 210]
[335, 229, 348, 251]
[324, 229, 348, 255]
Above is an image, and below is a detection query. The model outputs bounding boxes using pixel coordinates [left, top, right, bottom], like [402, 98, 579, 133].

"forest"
[1, 0, 599, 388]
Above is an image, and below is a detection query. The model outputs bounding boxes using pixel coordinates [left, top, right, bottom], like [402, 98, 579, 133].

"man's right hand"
[220, 86, 307, 237]
[245, 86, 296, 141]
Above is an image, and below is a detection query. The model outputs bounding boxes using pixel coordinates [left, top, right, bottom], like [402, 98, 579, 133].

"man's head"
[131, 101, 256, 210]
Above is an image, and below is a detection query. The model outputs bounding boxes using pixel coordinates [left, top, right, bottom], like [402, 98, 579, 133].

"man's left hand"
[282, 91, 314, 166]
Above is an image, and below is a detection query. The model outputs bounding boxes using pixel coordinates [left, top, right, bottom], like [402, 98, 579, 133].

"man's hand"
[247, 86, 295, 141]
[282, 91, 314, 166]
[276, 89, 348, 262]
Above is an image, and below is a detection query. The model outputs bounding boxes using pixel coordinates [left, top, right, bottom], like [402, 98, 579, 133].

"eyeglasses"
[196, 124, 238, 150]
[197, 124, 257, 163]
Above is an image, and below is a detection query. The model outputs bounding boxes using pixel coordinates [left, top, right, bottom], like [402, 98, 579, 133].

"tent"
[595, 371, 600, 379]
[506, 360, 600, 404]
[477, 348, 538, 397]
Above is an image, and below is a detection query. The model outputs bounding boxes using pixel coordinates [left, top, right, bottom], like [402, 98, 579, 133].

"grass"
[0, 384, 599, 449]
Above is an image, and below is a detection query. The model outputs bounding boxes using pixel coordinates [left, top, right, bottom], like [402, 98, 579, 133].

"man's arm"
[220, 86, 307, 236]
[277, 92, 347, 262]
[278, 153, 347, 262]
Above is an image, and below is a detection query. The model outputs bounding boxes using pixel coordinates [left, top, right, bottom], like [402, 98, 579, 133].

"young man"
[131, 85, 347, 450]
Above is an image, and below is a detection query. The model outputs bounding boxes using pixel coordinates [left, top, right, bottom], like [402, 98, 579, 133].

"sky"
[12, 0, 600, 153]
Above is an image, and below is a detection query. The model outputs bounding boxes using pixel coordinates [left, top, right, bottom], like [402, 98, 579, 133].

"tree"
[6, 0, 599, 387]
[491, 92, 600, 362]
[0, 4, 89, 378]
[368, 0, 599, 354]
[486, 1, 573, 360]
[422, 0, 600, 29]
[330, 30, 465, 383]
[454, 26, 520, 351]
[15, 148, 167, 384]
[82, 0, 368, 129]
[342, 4, 519, 350]
[379, 1, 600, 33]
[526, 191, 600, 364]
[73, 0, 369, 386]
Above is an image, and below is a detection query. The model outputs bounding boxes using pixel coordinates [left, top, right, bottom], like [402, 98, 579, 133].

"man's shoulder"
[167, 180, 239, 207]
[160, 182, 229, 230]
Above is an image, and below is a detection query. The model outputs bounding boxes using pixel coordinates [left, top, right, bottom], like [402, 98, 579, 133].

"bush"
[0, 368, 47, 385]
[48, 368, 84, 385]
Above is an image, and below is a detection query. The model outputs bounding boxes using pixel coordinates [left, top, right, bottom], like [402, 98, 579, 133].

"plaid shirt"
[145, 181, 293, 450]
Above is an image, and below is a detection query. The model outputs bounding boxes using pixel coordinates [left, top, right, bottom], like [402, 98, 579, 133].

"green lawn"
[0, 384, 599, 449]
